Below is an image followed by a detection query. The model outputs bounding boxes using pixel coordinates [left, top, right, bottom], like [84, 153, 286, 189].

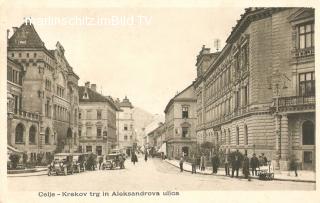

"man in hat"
[250, 153, 259, 176]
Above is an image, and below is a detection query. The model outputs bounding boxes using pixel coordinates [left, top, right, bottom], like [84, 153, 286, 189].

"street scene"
[5, 6, 315, 194]
[8, 155, 315, 191]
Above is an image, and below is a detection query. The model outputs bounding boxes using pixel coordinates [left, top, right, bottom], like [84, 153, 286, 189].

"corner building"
[195, 8, 315, 170]
[7, 23, 80, 160]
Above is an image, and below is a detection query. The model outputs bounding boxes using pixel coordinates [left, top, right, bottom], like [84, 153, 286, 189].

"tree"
[9, 154, 21, 169]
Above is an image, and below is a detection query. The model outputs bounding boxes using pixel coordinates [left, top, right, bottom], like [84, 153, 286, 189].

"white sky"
[3, 5, 245, 115]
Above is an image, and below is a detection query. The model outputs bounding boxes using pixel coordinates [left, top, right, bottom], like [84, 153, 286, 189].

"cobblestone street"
[8, 156, 315, 191]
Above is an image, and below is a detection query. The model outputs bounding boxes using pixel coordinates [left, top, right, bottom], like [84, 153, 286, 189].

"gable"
[8, 23, 45, 48]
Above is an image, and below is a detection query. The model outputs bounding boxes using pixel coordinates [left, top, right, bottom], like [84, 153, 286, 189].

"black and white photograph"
[0, 0, 319, 203]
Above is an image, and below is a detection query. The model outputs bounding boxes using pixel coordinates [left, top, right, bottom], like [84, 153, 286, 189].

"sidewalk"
[7, 167, 48, 177]
[165, 159, 315, 183]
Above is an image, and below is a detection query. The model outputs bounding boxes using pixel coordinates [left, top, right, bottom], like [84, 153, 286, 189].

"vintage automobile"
[74, 153, 89, 172]
[102, 153, 125, 170]
[71, 153, 82, 173]
[48, 153, 74, 176]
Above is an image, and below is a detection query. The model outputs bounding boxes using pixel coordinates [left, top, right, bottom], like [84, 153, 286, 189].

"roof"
[78, 86, 119, 110]
[118, 96, 134, 108]
[8, 23, 54, 58]
[164, 83, 194, 113]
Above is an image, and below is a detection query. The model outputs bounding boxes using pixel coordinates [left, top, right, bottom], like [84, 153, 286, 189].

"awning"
[7, 145, 23, 154]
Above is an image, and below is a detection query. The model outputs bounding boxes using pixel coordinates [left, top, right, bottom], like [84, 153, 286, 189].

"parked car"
[48, 153, 74, 176]
[102, 153, 125, 170]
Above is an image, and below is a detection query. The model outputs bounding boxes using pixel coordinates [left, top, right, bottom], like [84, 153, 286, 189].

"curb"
[164, 160, 316, 183]
[7, 168, 48, 177]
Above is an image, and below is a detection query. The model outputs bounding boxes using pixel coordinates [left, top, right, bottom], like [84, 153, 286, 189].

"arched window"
[224, 129, 227, 144]
[236, 126, 239, 145]
[29, 125, 36, 144]
[244, 124, 248, 145]
[302, 121, 314, 145]
[15, 123, 24, 144]
[45, 127, 50, 144]
[228, 129, 231, 145]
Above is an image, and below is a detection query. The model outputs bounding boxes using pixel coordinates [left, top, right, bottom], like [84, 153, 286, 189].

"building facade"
[164, 84, 197, 159]
[78, 82, 118, 155]
[7, 23, 80, 161]
[116, 97, 136, 156]
[194, 8, 315, 170]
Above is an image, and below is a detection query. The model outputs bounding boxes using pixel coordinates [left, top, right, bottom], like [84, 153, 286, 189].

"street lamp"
[268, 70, 290, 170]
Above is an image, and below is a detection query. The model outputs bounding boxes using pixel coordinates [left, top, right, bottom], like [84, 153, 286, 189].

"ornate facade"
[7, 23, 80, 161]
[194, 8, 315, 170]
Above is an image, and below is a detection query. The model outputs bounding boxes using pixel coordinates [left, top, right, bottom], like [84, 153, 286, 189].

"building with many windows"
[7, 23, 80, 162]
[194, 8, 315, 170]
[78, 82, 118, 155]
[164, 84, 197, 159]
[116, 96, 136, 156]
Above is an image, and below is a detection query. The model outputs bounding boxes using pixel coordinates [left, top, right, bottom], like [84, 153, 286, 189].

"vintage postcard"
[0, 0, 319, 203]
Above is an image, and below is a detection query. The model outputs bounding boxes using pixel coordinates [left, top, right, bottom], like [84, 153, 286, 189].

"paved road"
[8, 156, 315, 191]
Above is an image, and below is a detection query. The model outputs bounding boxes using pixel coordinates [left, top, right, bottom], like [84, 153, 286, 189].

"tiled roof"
[78, 86, 119, 110]
[8, 23, 45, 49]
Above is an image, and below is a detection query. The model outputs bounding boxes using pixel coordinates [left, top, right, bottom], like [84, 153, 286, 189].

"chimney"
[85, 81, 90, 88]
[12, 27, 18, 33]
[91, 84, 97, 92]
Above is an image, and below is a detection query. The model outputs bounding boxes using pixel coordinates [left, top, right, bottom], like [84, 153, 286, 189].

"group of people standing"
[181, 151, 271, 180]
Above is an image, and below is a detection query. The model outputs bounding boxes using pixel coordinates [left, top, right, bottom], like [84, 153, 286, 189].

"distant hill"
[133, 107, 164, 147]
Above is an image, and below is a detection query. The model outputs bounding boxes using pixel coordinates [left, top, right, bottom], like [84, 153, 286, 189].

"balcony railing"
[292, 47, 314, 58]
[277, 95, 315, 107]
[14, 110, 40, 121]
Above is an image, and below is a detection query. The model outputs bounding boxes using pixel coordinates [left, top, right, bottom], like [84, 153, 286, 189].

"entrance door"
[303, 151, 314, 170]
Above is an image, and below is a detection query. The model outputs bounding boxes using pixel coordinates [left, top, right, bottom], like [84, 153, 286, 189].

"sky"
[3, 5, 245, 115]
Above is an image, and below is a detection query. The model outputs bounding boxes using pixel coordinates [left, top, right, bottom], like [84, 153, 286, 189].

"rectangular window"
[97, 128, 102, 138]
[236, 127, 240, 145]
[182, 127, 188, 138]
[79, 112, 82, 119]
[303, 151, 312, 163]
[124, 124, 128, 131]
[244, 86, 248, 106]
[299, 23, 314, 49]
[124, 135, 128, 140]
[7, 66, 12, 82]
[299, 72, 315, 96]
[79, 130, 82, 137]
[182, 106, 189, 118]
[96, 146, 102, 156]
[86, 146, 92, 153]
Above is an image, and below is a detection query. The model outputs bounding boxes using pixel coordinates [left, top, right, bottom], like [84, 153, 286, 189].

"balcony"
[272, 95, 315, 113]
[292, 47, 314, 58]
[13, 110, 40, 121]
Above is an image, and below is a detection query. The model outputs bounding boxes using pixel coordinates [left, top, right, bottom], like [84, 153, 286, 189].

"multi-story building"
[146, 122, 165, 154]
[164, 84, 197, 159]
[78, 82, 118, 155]
[7, 23, 80, 161]
[194, 8, 315, 170]
[116, 96, 136, 156]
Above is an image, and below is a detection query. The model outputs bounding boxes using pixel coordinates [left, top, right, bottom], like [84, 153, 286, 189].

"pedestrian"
[231, 153, 241, 178]
[258, 155, 264, 167]
[243, 153, 251, 181]
[196, 154, 201, 170]
[290, 155, 298, 177]
[200, 154, 206, 171]
[179, 156, 184, 172]
[211, 153, 220, 174]
[98, 157, 103, 170]
[119, 155, 125, 169]
[224, 154, 230, 176]
[261, 153, 268, 166]
[131, 153, 138, 165]
[250, 153, 259, 176]
[144, 152, 148, 162]
[191, 155, 197, 174]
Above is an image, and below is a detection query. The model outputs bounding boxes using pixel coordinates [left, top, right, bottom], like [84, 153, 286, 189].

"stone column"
[280, 114, 289, 170]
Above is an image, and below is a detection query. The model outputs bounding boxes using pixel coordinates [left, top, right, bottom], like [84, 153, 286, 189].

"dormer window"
[83, 91, 89, 99]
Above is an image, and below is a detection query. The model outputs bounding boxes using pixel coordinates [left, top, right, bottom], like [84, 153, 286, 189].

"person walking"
[224, 154, 230, 176]
[131, 153, 138, 165]
[250, 153, 259, 176]
[243, 153, 251, 181]
[261, 153, 268, 166]
[211, 153, 220, 174]
[191, 155, 197, 174]
[231, 154, 241, 178]
[179, 156, 184, 172]
[144, 151, 148, 162]
[200, 154, 206, 171]
[290, 155, 298, 177]
[196, 154, 201, 170]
